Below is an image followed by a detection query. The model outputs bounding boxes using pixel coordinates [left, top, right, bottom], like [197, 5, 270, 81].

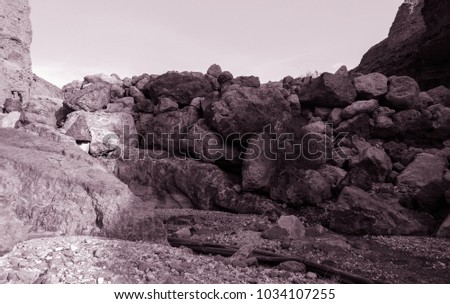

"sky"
[29, 0, 404, 88]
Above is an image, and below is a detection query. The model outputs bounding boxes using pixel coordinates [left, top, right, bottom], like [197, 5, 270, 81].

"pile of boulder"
[2, 64, 450, 246]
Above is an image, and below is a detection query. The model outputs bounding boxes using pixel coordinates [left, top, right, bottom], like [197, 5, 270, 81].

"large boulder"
[353, 73, 388, 99]
[62, 111, 138, 156]
[342, 146, 392, 191]
[270, 168, 332, 206]
[397, 153, 448, 212]
[427, 85, 450, 107]
[297, 73, 356, 108]
[205, 86, 291, 137]
[392, 109, 432, 137]
[242, 133, 277, 192]
[330, 186, 435, 236]
[115, 154, 278, 216]
[19, 96, 63, 127]
[63, 84, 111, 112]
[0, 129, 166, 253]
[143, 72, 214, 106]
[136, 107, 200, 152]
[385, 76, 420, 110]
[342, 99, 379, 119]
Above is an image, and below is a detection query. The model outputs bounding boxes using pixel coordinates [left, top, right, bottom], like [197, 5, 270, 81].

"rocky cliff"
[0, 0, 33, 108]
[354, 0, 450, 90]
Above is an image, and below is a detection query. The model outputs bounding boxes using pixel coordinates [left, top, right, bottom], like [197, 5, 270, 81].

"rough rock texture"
[437, 215, 450, 238]
[0, 129, 166, 252]
[205, 86, 291, 137]
[63, 84, 111, 112]
[330, 186, 435, 236]
[143, 72, 214, 106]
[353, 73, 388, 99]
[397, 153, 448, 212]
[297, 73, 356, 107]
[0, 0, 33, 108]
[31, 74, 63, 99]
[19, 96, 63, 128]
[385, 76, 420, 110]
[354, 0, 450, 90]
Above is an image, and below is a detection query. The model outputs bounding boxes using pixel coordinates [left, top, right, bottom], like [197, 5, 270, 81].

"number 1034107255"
[256, 288, 336, 300]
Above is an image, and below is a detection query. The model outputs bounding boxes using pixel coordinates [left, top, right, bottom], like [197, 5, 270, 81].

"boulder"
[62, 80, 83, 98]
[207, 64, 222, 78]
[317, 165, 347, 191]
[242, 133, 277, 192]
[65, 115, 92, 142]
[31, 74, 63, 99]
[154, 98, 178, 115]
[143, 72, 214, 106]
[425, 104, 450, 140]
[129, 86, 153, 113]
[277, 215, 305, 239]
[330, 186, 435, 236]
[62, 111, 138, 156]
[342, 146, 392, 191]
[233, 76, 261, 88]
[270, 168, 332, 206]
[392, 109, 432, 136]
[115, 154, 279, 216]
[437, 215, 450, 238]
[20, 96, 63, 127]
[328, 108, 343, 125]
[385, 76, 420, 110]
[353, 73, 388, 99]
[335, 113, 371, 138]
[136, 107, 200, 151]
[370, 106, 397, 138]
[297, 73, 356, 108]
[83, 73, 123, 86]
[63, 84, 111, 112]
[427, 85, 450, 107]
[342, 99, 379, 119]
[0, 129, 166, 252]
[205, 86, 291, 138]
[397, 153, 448, 212]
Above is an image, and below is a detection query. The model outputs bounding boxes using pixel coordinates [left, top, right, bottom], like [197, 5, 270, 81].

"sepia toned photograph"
[1, 0, 449, 294]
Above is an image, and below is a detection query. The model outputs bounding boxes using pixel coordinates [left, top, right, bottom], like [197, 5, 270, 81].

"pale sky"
[29, 0, 404, 88]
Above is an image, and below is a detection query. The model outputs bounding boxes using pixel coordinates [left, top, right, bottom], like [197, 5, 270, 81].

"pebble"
[306, 272, 318, 279]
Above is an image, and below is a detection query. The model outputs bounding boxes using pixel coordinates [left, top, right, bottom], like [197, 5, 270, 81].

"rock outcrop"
[0, 129, 166, 253]
[354, 0, 450, 90]
[0, 0, 33, 109]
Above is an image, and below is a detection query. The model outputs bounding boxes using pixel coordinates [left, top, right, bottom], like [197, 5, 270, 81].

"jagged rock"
[353, 73, 388, 99]
[0, 129, 166, 252]
[0, 111, 21, 128]
[65, 115, 91, 142]
[104, 103, 124, 113]
[63, 84, 111, 112]
[317, 165, 347, 191]
[297, 73, 356, 108]
[330, 186, 435, 236]
[31, 74, 63, 98]
[19, 123, 75, 144]
[154, 98, 179, 115]
[335, 65, 348, 76]
[437, 215, 450, 238]
[392, 109, 431, 136]
[261, 226, 289, 240]
[218, 71, 234, 85]
[233, 76, 260, 88]
[314, 107, 331, 120]
[207, 64, 222, 78]
[115, 154, 278, 215]
[397, 153, 448, 212]
[181, 119, 240, 164]
[83, 73, 123, 86]
[385, 76, 420, 110]
[62, 80, 83, 98]
[62, 111, 138, 156]
[425, 104, 450, 140]
[205, 86, 291, 137]
[342, 146, 392, 191]
[19, 96, 63, 127]
[277, 215, 305, 239]
[129, 86, 153, 113]
[136, 107, 200, 151]
[335, 113, 371, 138]
[270, 168, 332, 206]
[0, 0, 33, 108]
[143, 72, 214, 106]
[417, 92, 436, 109]
[427, 86, 450, 107]
[115, 97, 135, 109]
[242, 133, 277, 192]
[342, 99, 379, 119]
[370, 106, 397, 138]
[328, 108, 343, 125]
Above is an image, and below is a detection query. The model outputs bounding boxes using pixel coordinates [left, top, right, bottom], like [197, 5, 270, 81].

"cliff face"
[0, 0, 33, 108]
[354, 0, 450, 90]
